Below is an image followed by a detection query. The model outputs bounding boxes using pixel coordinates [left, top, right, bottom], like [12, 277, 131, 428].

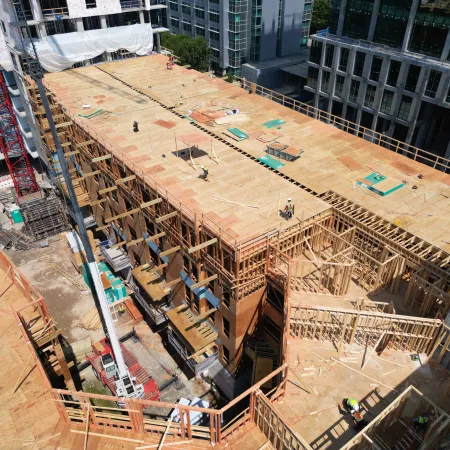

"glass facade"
[398, 95, 412, 121]
[310, 40, 323, 64]
[307, 67, 319, 89]
[410, 3, 450, 58]
[387, 60, 401, 87]
[339, 48, 349, 72]
[325, 44, 335, 68]
[349, 79, 360, 103]
[380, 90, 394, 114]
[364, 84, 376, 107]
[405, 64, 421, 92]
[249, 0, 262, 62]
[353, 52, 366, 77]
[335, 75, 345, 97]
[373, 0, 411, 48]
[329, 0, 341, 35]
[343, 0, 374, 40]
[369, 56, 383, 82]
[321, 71, 331, 93]
[425, 70, 442, 98]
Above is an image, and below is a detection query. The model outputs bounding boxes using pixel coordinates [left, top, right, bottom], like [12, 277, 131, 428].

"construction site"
[1, 50, 450, 450]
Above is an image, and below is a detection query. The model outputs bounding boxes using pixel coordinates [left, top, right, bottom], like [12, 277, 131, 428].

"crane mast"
[10, 0, 142, 397]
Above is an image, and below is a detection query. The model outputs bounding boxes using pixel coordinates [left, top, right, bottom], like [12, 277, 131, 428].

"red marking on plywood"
[154, 119, 177, 129]
[189, 111, 210, 123]
[145, 165, 165, 175]
[390, 160, 419, 176]
[338, 155, 364, 171]
[93, 95, 106, 99]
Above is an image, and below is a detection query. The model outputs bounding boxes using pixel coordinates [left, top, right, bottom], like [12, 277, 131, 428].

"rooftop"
[43, 55, 450, 251]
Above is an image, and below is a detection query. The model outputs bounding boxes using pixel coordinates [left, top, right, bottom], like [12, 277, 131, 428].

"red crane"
[0, 71, 39, 198]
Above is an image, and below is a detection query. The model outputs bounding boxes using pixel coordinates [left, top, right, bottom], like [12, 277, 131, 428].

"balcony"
[120, 0, 144, 10]
[41, 7, 69, 20]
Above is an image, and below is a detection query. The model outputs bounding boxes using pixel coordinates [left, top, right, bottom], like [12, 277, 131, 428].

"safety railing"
[41, 7, 69, 19]
[120, 0, 144, 9]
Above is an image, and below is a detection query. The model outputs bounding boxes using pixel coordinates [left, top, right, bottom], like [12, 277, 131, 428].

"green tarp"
[257, 154, 285, 170]
[227, 127, 249, 140]
[263, 119, 286, 129]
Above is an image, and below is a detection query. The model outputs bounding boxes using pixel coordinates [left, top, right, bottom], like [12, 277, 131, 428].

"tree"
[310, 0, 331, 35]
[161, 34, 211, 72]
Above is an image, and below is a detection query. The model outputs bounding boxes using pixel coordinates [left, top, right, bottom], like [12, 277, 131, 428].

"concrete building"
[0, 0, 168, 161]
[162, 0, 314, 75]
[305, 0, 450, 160]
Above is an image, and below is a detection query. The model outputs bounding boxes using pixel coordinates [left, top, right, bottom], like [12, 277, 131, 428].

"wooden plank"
[127, 238, 144, 247]
[92, 154, 112, 162]
[105, 207, 141, 223]
[70, 430, 144, 444]
[115, 175, 136, 184]
[35, 329, 62, 347]
[362, 332, 387, 370]
[73, 170, 100, 181]
[89, 199, 106, 206]
[159, 246, 180, 258]
[99, 186, 117, 195]
[76, 140, 94, 148]
[61, 142, 72, 148]
[64, 150, 80, 157]
[140, 198, 162, 208]
[190, 274, 217, 290]
[155, 211, 178, 223]
[145, 263, 167, 275]
[188, 238, 218, 254]
[145, 232, 165, 242]
[111, 241, 127, 249]
[165, 277, 181, 288]
[186, 308, 217, 329]
[96, 224, 111, 231]
[187, 342, 216, 360]
[55, 121, 73, 129]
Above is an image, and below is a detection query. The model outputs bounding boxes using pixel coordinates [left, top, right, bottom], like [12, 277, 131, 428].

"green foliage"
[226, 73, 234, 83]
[161, 33, 211, 72]
[310, 0, 331, 34]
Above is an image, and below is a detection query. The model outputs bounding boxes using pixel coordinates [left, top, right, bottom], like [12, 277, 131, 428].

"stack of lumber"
[77, 307, 102, 331]
[124, 297, 143, 324]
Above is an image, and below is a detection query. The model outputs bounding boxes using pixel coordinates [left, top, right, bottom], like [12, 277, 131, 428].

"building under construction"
[2, 54, 450, 449]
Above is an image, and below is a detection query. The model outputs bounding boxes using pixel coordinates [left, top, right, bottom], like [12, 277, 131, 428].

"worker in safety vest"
[343, 398, 360, 414]
[201, 165, 209, 182]
[413, 413, 429, 432]
[284, 198, 295, 219]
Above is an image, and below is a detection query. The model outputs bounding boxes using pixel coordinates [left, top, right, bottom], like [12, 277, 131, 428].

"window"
[447, 85, 450, 103]
[210, 0, 220, 3]
[380, 90, 394, 115]
[195, 6, 205, 19]
[387, 60, 401, 87]
[325, 44, 334, 68]
[364, 85, 376, 108]
[209, 29, 219, 41]
[339, 48, 349, 72]
[85, 0, 96, 8]
[405, 65, 421, 93]
[370, 56, 383, 82]
[223, 317, 230, 338]
[307, 67, 319, 89]
[181, 2, 191, 14]
[321, 71, 330, 94]
[222, 345, 229, 363]
[425, 70, 442, 98]
[171, 17, 179, 28]
[183, 21, 192, 33]
[209, 11, 220, 23]
[335, 75, 345, 98]
[169, 1, 178, 11]
[210, 47, 220, 58]
[353, 52, 365, 77]
[223, 284, 231, 308]
[398, 95, 412, 121]
[195, 25, 205, 36]
[349, 80, 360, 103]
[310, 40, 323, 64]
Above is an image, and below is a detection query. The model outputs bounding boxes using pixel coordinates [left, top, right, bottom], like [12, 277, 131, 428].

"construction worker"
[343, 398, 360, 414]
[284, 198, 295, 219]
[166, 55, 174, 70]
[133, 121, 139, 132]
[413, 413, 429, 432]
[352, 411, 368, 431]
[201, 165, 209, 182]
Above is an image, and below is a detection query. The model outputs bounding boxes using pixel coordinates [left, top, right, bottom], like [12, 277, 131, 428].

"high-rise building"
[0, 0, 168, 162]
[305, 1, 450, 160]
[163, 0, 314, 75]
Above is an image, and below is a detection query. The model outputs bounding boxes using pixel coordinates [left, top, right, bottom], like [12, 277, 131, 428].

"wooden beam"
[105, 207, 141, 223]
[89, 199, 106, 206]
[76, 140, 94, 148]
[159, 246, 180, 258]
[61, 142, 71, 148]
[98, 186, 117, 195]
[70, 430, 144, 444]
[92, 154, 111, 163]
[145, 263, 167, 275]
[55, 121, 73, 129]
[72, 170, 100, 182]
[64, 150, 80, 157]
[187, 238, 217, 254]
[115, 175, 136, 185]
[95, 224, 111, 231]
[140, 198, 162, 208]
[186, 308, 217, 329]
[165, 277, 181, 288]
[187, 342, 216, 360]
[111, 241, 127, 249]
[145, 232, 165, 242]
[127, 238, 144, 247]
[155, 211, 178, 223]
[35, 329, 62, 347]
[190, 274, 217, 290]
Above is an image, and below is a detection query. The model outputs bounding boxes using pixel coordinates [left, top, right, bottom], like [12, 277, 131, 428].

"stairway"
[373, 424, 424, 450]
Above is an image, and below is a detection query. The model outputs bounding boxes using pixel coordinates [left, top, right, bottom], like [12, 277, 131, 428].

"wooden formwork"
[340, 385, 450, 450]
[289, 305, 442, 354]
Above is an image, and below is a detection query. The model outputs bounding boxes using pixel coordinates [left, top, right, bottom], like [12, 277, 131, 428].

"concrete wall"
[259, 0, 279, 62]
[280, 0, 303, 57]
[66, 0, 122, 19]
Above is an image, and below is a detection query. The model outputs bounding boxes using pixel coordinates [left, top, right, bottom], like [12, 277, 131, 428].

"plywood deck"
[44, 55, 450, 251]
[44, 61, 329, 245]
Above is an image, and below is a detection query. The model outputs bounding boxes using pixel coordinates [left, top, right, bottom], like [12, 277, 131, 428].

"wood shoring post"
[362, 331, 387, 371]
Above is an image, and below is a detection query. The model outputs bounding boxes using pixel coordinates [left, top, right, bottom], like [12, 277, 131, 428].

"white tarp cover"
[25, 24, 154, 72]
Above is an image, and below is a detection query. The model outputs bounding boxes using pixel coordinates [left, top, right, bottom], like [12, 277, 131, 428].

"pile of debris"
[0, 229, 32, 250]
